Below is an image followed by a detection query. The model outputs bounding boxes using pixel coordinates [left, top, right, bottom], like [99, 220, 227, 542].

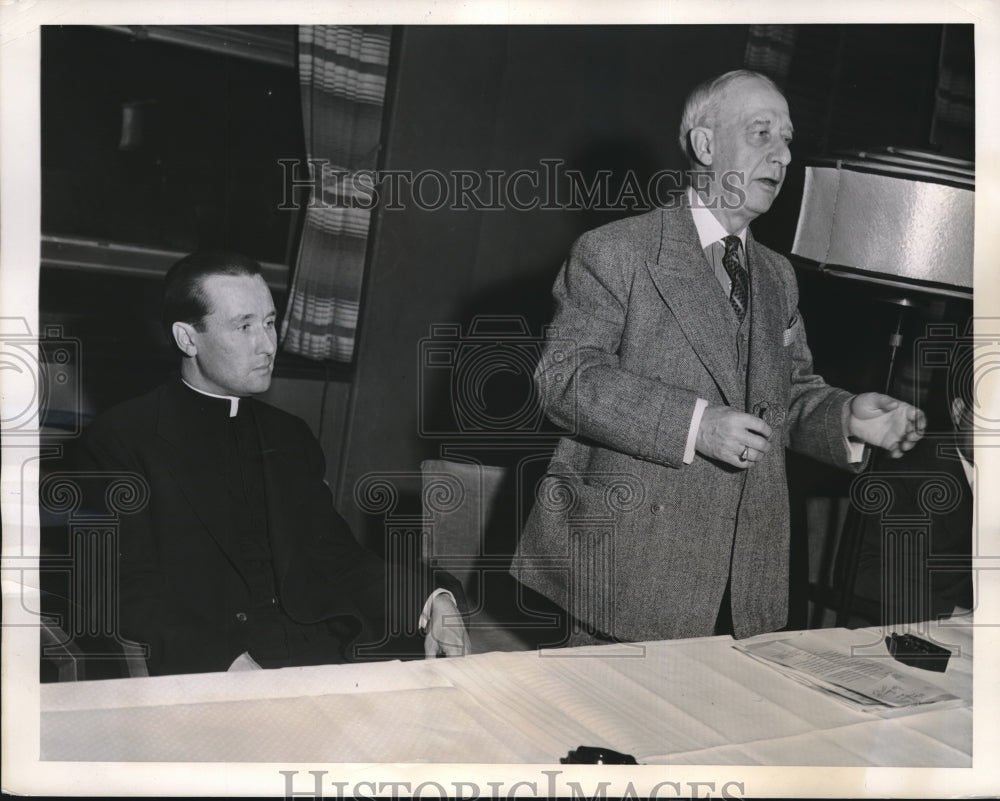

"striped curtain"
[281, 26, 391, 362]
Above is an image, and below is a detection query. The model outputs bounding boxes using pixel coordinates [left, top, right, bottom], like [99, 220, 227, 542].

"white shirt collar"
[956, 447, 974, 489]
[687, 186, 747, 250]
[181, 378, 240, 417]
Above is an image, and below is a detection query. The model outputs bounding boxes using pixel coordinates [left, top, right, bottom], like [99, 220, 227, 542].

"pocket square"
[782, 315, 800, 347]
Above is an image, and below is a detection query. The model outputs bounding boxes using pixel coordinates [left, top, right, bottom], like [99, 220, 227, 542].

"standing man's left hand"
[847, 392, 926, 458]
[423, 592, 472, 658]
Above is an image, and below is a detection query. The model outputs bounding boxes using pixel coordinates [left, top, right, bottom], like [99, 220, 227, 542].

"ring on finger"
[739, 446, 750, 462]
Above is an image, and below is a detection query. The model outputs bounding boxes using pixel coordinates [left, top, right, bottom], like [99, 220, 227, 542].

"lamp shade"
[791, 149, 974, 294]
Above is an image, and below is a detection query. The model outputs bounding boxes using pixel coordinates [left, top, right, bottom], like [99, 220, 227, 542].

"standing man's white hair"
[677, 69, 782, 158]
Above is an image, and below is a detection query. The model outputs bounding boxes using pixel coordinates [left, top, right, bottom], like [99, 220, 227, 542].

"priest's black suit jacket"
[77, 378, 393, 676]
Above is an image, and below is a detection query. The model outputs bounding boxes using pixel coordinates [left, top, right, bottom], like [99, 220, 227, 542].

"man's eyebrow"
[747, 116, 794, 136]
[227, 309, 277, 323]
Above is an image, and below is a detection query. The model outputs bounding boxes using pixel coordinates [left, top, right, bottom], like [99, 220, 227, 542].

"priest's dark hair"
[162, 250, 264, 345]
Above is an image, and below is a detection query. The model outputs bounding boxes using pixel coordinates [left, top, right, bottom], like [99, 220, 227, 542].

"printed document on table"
[734, 635, 959, 710]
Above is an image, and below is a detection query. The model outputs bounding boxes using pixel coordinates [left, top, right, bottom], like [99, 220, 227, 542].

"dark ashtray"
[561, 745, 638, 765]
[885, 633, 952, 672]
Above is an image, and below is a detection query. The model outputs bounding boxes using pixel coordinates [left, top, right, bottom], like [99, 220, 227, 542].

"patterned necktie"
[722, 235, 749, 323]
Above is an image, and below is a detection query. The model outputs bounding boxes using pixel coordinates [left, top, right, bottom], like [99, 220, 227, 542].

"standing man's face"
[174, 273, 278, 397]
[694, 77, 794, 232]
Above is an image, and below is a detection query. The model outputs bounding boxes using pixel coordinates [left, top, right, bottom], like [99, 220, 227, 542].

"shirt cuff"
[846, 438, 866, 463]
[684, 398, 709, 464]
[842, 394, 866, 463]
[419, 587, 456, 633]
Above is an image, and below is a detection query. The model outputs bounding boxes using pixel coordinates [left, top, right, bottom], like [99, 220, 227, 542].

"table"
[40, 620, 972, 766]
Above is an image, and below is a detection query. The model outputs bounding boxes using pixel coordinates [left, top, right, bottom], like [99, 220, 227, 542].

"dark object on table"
[561, 745, 638, 765]
[886, 633, 952, 672]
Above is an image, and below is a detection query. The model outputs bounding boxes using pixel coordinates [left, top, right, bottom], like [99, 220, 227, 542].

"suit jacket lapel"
[645, 206, 742, 406]
[746, 233, 788, 416]
[252, 404, 296, 582]
[155, 381, 244, 569]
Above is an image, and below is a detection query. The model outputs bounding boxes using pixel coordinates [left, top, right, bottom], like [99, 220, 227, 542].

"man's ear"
[688, 127, 714, 166]
[172, 322, 198, 357]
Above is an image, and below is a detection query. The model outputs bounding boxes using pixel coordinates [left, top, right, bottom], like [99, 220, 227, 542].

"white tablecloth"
[40, 620, 972, 765]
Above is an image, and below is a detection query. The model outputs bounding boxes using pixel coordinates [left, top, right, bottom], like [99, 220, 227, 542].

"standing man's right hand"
[696, 404, 772, 468]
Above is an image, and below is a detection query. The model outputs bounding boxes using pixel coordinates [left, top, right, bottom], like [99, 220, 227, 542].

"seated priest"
[76, 250, 470, 676]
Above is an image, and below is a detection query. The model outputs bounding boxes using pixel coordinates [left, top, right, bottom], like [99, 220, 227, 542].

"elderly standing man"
[513, 70, 925, 643]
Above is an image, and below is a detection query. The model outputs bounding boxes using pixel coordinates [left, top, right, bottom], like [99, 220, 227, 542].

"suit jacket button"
[651, 503, 664, 514]
[235, 612, 248, 622]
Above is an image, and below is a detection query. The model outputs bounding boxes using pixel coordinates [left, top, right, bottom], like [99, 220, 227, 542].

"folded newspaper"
[734, 633, 960, 713]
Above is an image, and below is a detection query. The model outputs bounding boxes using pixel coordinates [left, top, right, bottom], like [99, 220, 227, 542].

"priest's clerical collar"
[181, 378, 240, 417]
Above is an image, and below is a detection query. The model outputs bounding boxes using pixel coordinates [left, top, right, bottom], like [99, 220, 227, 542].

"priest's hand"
[423, 591, 472, 658]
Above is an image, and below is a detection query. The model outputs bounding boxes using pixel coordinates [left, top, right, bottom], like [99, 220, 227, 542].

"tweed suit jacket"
[77, 379, 389, 675]
[513, 204, 860, 641]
